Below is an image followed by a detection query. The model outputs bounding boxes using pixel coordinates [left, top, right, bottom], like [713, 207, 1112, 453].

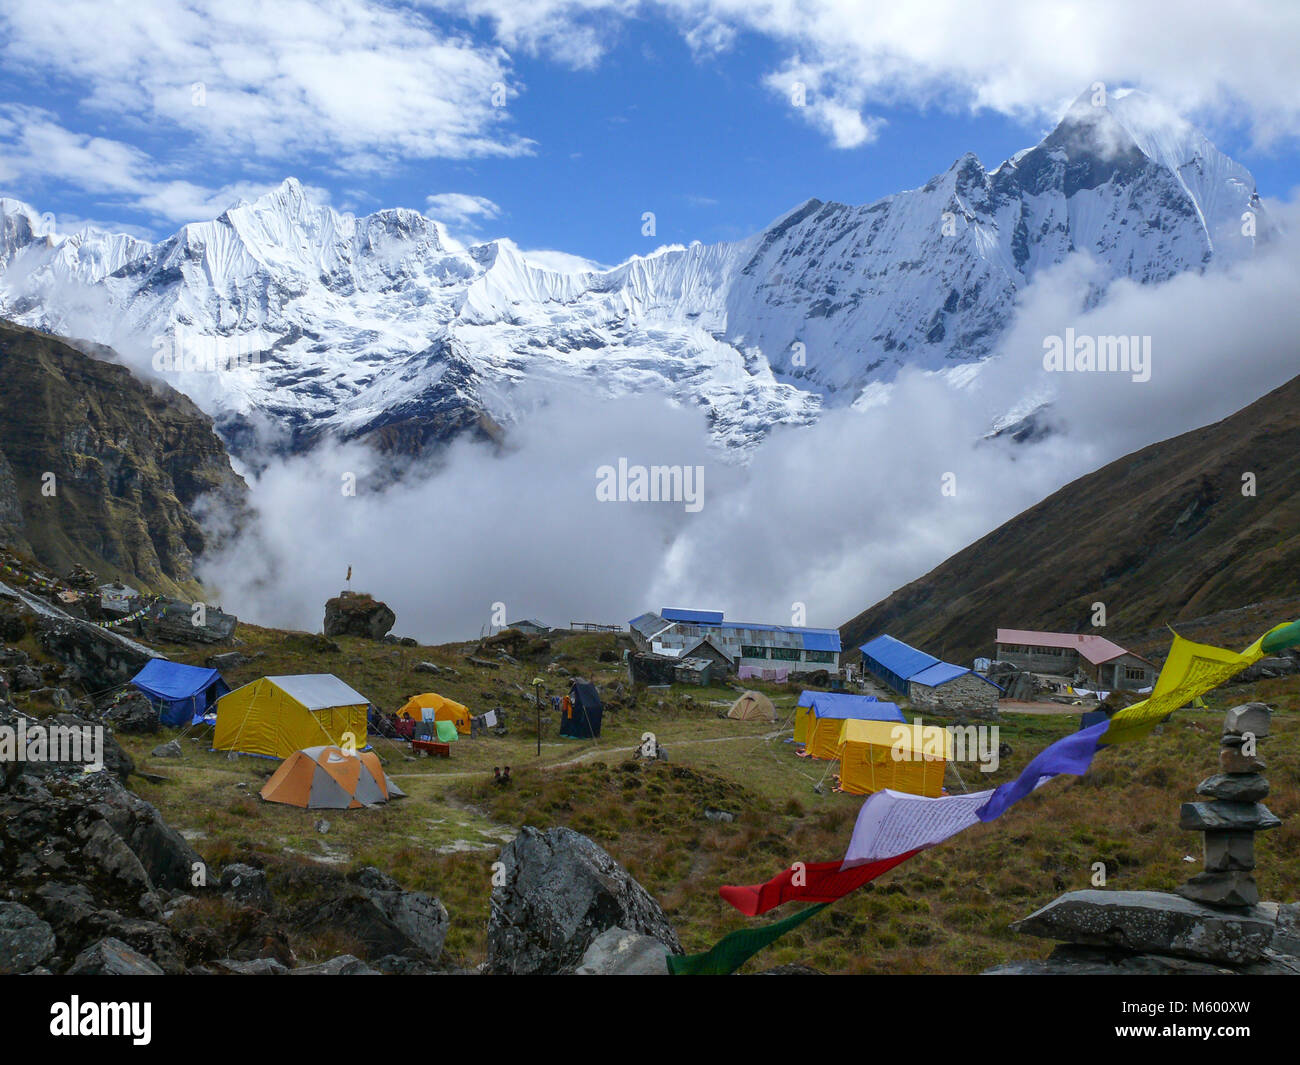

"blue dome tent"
[131, 659, 232, 727]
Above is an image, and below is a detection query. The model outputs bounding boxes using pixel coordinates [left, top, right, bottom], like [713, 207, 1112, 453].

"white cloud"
[429, 0, 1300, 148]
[0, 0, 532, 166]
[519, 247, 607, 272]
[0, 105, 319, 225]
[424, 192, 503, 229]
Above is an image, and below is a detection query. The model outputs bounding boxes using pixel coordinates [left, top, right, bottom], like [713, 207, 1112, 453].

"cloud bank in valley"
[197, 204, 1300, 644]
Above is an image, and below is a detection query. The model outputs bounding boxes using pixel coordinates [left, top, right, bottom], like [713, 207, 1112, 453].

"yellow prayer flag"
[1102, 628, 1275, 744]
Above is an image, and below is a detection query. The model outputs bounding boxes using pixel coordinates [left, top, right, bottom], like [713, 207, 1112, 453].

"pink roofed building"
[994, 629, 1156, 690]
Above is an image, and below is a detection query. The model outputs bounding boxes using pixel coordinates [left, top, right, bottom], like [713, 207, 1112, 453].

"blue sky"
[0, 1, 1296, 265]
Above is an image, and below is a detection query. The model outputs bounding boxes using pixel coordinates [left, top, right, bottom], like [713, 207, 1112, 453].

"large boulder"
[34, 615, 151, 691]
[0, 902, 57, 974]
[323, 592, 396, 641]
[295, 867, 448, 963]
[1010, 889, 1275, 965]
[487, 826, 682, 975]
[66, 937, 164, 975]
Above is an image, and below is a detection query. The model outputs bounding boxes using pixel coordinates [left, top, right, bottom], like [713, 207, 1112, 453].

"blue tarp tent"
[806, 692, 905, 723]
[131, 659, 231, 727]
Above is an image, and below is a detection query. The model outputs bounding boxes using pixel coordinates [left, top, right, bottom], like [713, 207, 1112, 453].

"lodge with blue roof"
[859, 633, 1002, 713]
[628, 607, 842, 678]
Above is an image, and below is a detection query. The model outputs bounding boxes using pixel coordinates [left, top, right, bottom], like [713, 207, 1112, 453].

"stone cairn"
[985, 701, 1299, 974]
[1177, 702, 1281, 908]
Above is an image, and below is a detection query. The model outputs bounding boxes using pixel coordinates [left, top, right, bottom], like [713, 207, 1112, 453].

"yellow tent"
[793, 706, 812, 743]
[214, 675, 370, 760]
[804, 710, 849, 759]
[398, 692, 472, 735]
[837, 719, 951, 797]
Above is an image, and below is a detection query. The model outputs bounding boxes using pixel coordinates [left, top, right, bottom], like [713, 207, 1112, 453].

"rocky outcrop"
[0, 320, 248, 597]
[487, 825, 682, 975]
[323, 591, 396, 640]
[0, 902, 57, 974]
[136, 597, 238, 644]
[294, 866, 449, 963]
[103, 691, 160, 734]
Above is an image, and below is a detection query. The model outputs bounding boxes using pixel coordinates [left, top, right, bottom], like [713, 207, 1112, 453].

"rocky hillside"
[0, 320, 248, 597]
[841, 372, 1300, 662]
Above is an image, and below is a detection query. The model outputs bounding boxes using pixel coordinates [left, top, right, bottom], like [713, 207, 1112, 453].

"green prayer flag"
[668, 903, 830, 976]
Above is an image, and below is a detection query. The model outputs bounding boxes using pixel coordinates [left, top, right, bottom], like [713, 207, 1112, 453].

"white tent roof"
[268, 674, 369, 710]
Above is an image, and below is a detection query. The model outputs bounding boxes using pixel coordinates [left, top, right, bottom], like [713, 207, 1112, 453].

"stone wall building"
[908, 664, 1002, 714]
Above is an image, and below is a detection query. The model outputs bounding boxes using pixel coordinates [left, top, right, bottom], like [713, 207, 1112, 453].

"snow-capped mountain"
[0, 90, 1269, 458]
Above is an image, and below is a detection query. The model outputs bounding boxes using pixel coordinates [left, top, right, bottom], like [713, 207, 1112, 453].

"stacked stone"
[1177, 702, 1281, 908]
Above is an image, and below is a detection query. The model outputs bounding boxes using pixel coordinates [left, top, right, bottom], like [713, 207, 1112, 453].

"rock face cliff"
[0, 320, 248, 596]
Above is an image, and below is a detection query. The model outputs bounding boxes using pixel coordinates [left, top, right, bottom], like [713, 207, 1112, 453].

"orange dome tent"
[260, 745, 405, 809]
[398, 692, 472, 735]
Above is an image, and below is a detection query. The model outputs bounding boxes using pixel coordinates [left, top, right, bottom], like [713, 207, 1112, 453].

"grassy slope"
[841, 373, 1300, 664]
[103, 620, 1300, 974]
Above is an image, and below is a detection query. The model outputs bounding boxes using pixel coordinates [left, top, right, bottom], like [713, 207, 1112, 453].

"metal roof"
[859, 634, 941, 680]
[800, 630, 842, 652]
[629, 612, 671, 637]
[995, 629, 1150, 666]
[909, 662, 1004, 691]
[266, 674, 369, 710]
[661, 607, 724, 624]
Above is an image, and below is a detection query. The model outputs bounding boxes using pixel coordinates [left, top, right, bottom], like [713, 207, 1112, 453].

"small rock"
[1219, 747, 1266, 774]
[574, 926, 670, 975]
[290, 955, 380, 975]
[1196, 773, 1268, 802]
[0, 902, 57, 974]
[1179, 801, 1280, 833]
[220, 863, 274, 911]
[1223, 703, 1271, 739]
[151, 740, 183, 759]
[206, 957, 289, 975]
[315, 819, 330, 834]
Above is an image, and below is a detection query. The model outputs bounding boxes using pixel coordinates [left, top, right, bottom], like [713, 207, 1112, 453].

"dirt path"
[388, 729, 786, 781]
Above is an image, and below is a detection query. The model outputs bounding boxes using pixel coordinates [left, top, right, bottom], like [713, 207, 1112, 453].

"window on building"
[1124, 665, 1146, 681]
[741, 645, 769, 659]
[770, 647, 801, 661]
[805, 650, 835, 664]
